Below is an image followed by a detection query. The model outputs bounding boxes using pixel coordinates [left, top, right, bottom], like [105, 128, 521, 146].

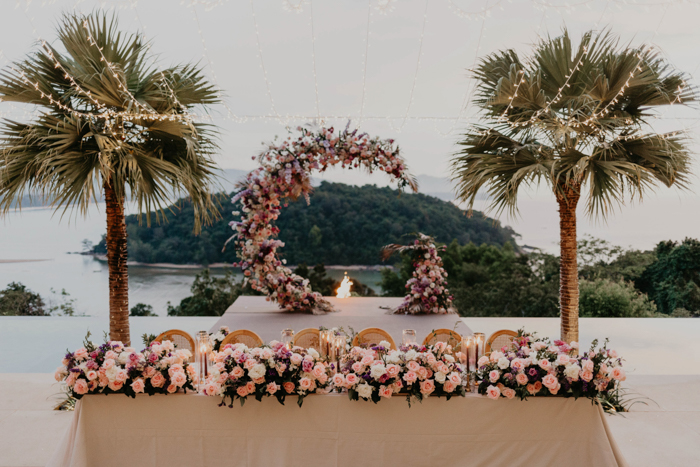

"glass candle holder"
[196, 330, 211, 385]
[467, 336, 477, 372]
[319, 330, 332, 359]
[281, 329, 294, 349]
[473, 332, 485, 368]
[402, 329, 417, 346]
[460, 335, 471, 369]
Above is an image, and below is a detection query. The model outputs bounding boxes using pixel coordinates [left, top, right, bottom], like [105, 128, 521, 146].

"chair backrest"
[293, 328, 321, 351]
[220, 329, 264, 349]
[485, 329, 518, 354]
[352, 328, 396, 350]
[154, 329, 195, 362]
[422, 329, 462, 352]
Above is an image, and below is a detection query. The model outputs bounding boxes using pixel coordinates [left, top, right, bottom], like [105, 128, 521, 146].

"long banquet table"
[47, 392, 628, 467]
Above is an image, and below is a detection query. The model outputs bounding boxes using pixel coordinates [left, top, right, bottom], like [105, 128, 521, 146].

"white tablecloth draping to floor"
[47, 393, 628, 467]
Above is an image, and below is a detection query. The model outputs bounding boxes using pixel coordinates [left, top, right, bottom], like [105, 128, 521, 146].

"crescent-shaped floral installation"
[229, 125, 418, 313]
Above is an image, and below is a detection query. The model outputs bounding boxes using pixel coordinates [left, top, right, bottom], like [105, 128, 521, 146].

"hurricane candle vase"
[319, 330, 332, 359]
[196, 331, 211, 385]
[402, 329, 416, 346]
[281, 329, 294, 350]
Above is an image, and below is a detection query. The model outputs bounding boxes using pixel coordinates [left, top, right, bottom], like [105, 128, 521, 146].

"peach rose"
[420, 379, 435, 395]
[542, 373, 558, 390]
[115, 369, 128, 383]
[86, 370, 97, 381]
[88, 380, 98, 391]
[526, 383, 537, 395]
[581, 370, 594, 382]
[312, 364, 326, 380]
[549, 383, 561, 395]
[477, 356, 490, 367]
[407, 360, 421, 372]
[74, 348, 88, 360]
[290, 353, 303, 366]
[443, 380, 456, 393]
[167, 384, 177, 394]
[151, 372, 166, 388]
[502, 388, 516, 399]
[299, 377, 313, 391]
[510, 359, 524, 372]
[386, 364, 400, 378]
[231, 366, 245, 379]
[74, 379, 89, 395]
[352, 362, 364, 373]
[611, 367, 626, 381]
[486, 385, 501, 400]
[379, 385, 393, 398]
[538, 359, 551, 370]
[533, 381, 542, 392]
[171, 371, 187, 387]
[143, 366, 157, 378]
[236, 386, 249, 397]
[583, 359, 594, 372]
[489, 370, 500, 383]
[102, 359, 115, 370]
[203, 382, 220, 396]
[417, 367, 428, 380]
[245, 381, 255, 393]
[283, 382, 295, 394]
[131, 379, 145, 393]
[448, 372, 461, 385]
[332, 373, 345, 387]
[105, 350, 118, 360]
[109, 381, 124, 391]
[267, 382, 280, 394]
[402, 371, 417, 384]
[244, 359, 256, 370]
[516, 373, 528, 386]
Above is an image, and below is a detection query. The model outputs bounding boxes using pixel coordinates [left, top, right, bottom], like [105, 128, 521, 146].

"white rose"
[564, 364, 581, 381]
[444, 355, 455, 363]
[117, 352, 130, 365]
[434, 371, 446, 383]
[497, 357, 510, 370]
[307, 348, 320, 359]
[405, 350, 417, 361]
[357, 383, 374, 399]
[248, 363, 266, 380]
[105, 365, 119, 382]
[370, 364, 386, 380]
[379, 340, 392, 350]
[386, 351, 401, 364]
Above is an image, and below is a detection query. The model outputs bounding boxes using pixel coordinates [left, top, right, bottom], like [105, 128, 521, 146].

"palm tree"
[0, 13, 221, 345]
[451, 29, 694, 343]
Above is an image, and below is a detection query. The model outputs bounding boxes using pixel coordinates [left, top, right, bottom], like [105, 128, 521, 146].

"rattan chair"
[352, 328, 397, 350]
[422, 329, 462, 352]
[293, 328, 321, 351]
[485, 329, 518, 354]
[220, 329, 264, 349]
[154, 329, 196, 362]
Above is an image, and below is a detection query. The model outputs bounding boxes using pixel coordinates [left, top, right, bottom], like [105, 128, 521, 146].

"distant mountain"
[94, 181, 518, 266]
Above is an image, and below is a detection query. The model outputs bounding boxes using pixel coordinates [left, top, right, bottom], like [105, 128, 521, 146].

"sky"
[1, 0, 699, 253]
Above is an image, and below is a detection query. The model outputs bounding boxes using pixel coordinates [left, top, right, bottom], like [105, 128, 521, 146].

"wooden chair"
[352, 328, 397, 350]
[220, 329, 264, 349]
[293, 328, 321, 351]
[422, 329, 462, 352]
[154, 329, 195, 362]
[485, 329, 518, 354]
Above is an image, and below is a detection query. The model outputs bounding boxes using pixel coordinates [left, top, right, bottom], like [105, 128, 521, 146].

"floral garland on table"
[200, 341, 333, 407]
[382, 233, 455, 314]
[336, 341, 466, 405]
[474, 330, 626, 401]
[229, 124, 418, 313]
[55, 335, 196, 398]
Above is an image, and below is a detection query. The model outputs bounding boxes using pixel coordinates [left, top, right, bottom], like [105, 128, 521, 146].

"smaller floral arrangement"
[337, 341, 466, 405]
[200, 341, 333, 407]
[55, 333, 196, 399]
[474, 330, 625, 402]
[209, 326, 230, 351]
[382, 233, 454, 314]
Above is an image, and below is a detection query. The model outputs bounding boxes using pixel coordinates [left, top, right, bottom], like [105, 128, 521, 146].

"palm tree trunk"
[104, 179, 130, 345]
[556, 184, 580, 344]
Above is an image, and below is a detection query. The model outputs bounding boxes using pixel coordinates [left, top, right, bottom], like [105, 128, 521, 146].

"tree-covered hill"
[95, 181, 518, 265]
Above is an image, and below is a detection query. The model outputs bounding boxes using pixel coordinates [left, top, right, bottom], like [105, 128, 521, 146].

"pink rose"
[581, 370, 594, 382]
[608, 349, 618, 358]
[477, 356, 490, 367]
[283, 382, 295, 394]
[420, 379, 435, 395]
[167, 384, 177, 394]
[171, 371, 187, 388]
[538, 359, 551, 370]
[299, 377, 313, 391]
[361, 355, 373, 366]
[131, 379, 145, 393]
[203, 382, 220, 396]
[236, 386, 249, 397]
[583, 359, 594, 372]
[244, 359, 256, 370]
[417, 367, 428, 380]
[345, 373, 359, 386]
[109, 381, 124, 391]
[526, 383, 538, 395]
[549, 382, 561, 395]
[151, 372, 166, 388]
[402, 371, 417, 384]
[332, 373, 345, 387]
[516, 373, 528, 385]
[102, 359, 115, 370]
[443, 381, 456, 393]
[486, 385, 501, 400]
[489, 370, 500, 383]
[267, 382, 280, 394]
[407, 360, 420, 372]
[489, 351, 504, 362]
[448, 372, 461, 385]
[502, 388, 516, 399]
[231, 366, 244, 379]
[290, 353, 303, 366]
[386, 364, 400, 378]
[542, 373, 558, 390]
[86, 370, 97, 381]
[312, 364, 326, 380]
[379, 385, 393, 398]
[105, 351, 117, 360]
[245, 381, 255, 393]
[352, 362, 364, 373]
[73, 379, 89, 395]
[510, 359, 524, 372]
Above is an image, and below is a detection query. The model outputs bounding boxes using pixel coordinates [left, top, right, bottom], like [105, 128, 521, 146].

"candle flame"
[336, 273, 353, 298]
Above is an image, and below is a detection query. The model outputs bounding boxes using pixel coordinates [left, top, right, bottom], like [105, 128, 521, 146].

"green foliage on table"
[0, 282, 47, 316]
[93, 182, 517, 266]
[130, 303, 157, 317]
[167, 269, 251, 317]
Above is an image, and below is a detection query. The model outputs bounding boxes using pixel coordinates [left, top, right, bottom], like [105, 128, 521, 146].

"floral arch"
[229, 125, 418, 313]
